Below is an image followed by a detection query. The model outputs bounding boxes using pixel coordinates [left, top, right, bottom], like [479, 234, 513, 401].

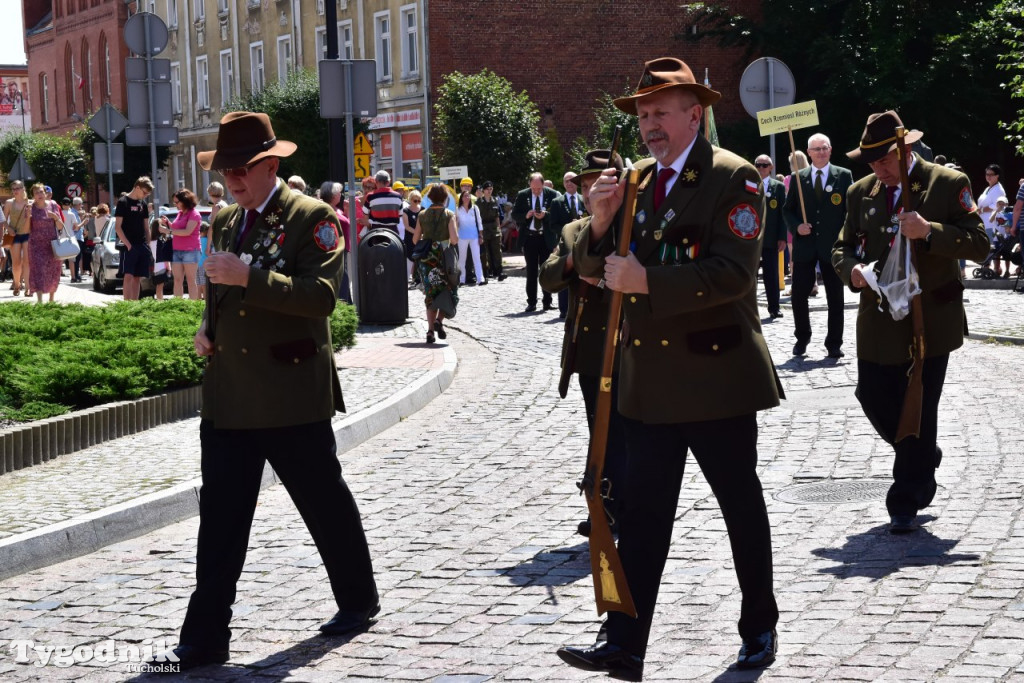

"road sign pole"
[105, 106, 115, 201]
[345, 61, 360, 314]
[144, 17, 160, 207]
[768, 60, 777, 168]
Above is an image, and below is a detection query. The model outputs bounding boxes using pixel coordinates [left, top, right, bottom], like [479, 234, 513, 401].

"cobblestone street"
[1, 265, 1023, 681]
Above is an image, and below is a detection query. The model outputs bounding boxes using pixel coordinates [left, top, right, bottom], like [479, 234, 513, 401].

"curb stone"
[0, 344, 457, 582]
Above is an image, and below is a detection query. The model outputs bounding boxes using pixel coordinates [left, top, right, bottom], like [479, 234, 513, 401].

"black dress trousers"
[606, 413, 778, 657]
[180, 419, 378, 649]
[761, 247, 781, 316]
[855, 354, 949, 517]
[522, 231, 552, 307]
[791, 255, 844, 350]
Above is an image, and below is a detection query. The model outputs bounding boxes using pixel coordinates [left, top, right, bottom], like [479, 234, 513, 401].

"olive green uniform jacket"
[475, 195, 502, 237]
[573, 137, 782, 424]
[202, 179, 346, 429]
[783, 164, 853, 262]
[832, 156, 988, 365]
[539, 218, 616, 378]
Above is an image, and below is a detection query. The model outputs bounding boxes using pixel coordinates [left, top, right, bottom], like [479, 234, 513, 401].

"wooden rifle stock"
[894, 126, 926, 442]
[558, 281, 589, 399]
[582, 159, 638, 618]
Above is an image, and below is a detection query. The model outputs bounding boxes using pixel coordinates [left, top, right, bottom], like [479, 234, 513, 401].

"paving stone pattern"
[1, 268, 1023, 681]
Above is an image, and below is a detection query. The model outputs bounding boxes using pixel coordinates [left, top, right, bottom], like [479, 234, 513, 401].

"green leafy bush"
[330, 302, 358, 351]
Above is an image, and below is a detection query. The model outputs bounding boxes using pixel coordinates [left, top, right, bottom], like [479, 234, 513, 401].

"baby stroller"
[971, 233, 1019, 280]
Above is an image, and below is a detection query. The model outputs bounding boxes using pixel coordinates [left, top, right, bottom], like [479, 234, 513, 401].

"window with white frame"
[40, 73, 49, 124]
[374, 11, 391, 81]
[170, 62, 181, 114]
[194, 0, 204, 21]
[339, 21, 353, 60]
[173, 155, 185, 190]
[144, 0, 156, 13]
[276, 36, 292, 84]
[196, 55, 209, 109]
[316, 0, 324, 15]
[400, 5, 417, 77]
[104, 39, 111, 97]
[250, 42, 265, 91]
[217, 0, 227, 13]
[315, 26, 327, 60]
[219, 49, 234, 106]
[166, 0, 178, 27]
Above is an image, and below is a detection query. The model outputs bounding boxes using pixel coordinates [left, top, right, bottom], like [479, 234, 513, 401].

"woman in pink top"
[159, 188, 202, 299]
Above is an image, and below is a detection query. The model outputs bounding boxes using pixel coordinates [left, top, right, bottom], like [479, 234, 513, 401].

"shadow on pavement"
[131, 632, 362, 681]
[712, 665, 770, 682]
[811, 516, 981, 580]
[776, 356, 846, 371]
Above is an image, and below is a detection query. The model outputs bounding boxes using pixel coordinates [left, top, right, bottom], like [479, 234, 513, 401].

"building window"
[219, 50, 234, 106]
[170, 61, 181, 114]
[173, 155, 186, 189]
[40, 73, 49, 124]
[144, 0, 155, 12]
[400, 5, 417, 77]
[217, 0, 227, 13]
[194, 0, 204, 21]
[315, 26, 326, 60]
[250, 42, 264, 91]
[316, 0, 323, 15]
[276, 36, 292, 85]
[81, 39, 92, 103]
[103, 37, 111, 98]
[166, 0, 178, 28]
[374, 11, 391, 82]
[196, 55, 209, 109]
[339, 20, 353, 60]
[65, 43, 76, 114]
[67, 0, 74, 15]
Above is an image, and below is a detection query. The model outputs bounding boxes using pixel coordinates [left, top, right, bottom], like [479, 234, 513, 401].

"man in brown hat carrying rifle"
[833, 111, 987, 534]
[557, 58, 783, 680]
[152, 111, 379, 672]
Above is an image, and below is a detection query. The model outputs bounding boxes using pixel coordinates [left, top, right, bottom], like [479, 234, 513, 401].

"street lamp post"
[11, 87, 27, 133]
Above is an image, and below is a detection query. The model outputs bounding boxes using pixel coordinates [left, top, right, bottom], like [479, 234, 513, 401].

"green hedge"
[0, 299, 358, 422]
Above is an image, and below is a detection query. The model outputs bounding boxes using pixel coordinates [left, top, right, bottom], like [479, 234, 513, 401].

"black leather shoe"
[826, 348, 845, 358]
[320, 604, 381, 636]
[793, 341, 807, 356]
[889, 514, 918, 534]
[543, 302, 555, 311]
[497, 273, 507, 281]
[525, 303, 537, 312]
[577, 519, 591, 537]
[769, 311, 783, 319]
[434, 320, 447, 339]
[736, 629, 777, 669]
[556, 642, 644, 681]
[149, 645, 228, 673]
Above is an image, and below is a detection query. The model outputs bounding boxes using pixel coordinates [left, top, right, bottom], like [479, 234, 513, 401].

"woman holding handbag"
[26, 183, 63, 302]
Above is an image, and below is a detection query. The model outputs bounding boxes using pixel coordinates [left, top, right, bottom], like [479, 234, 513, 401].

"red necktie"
[654, 167, 676, 212]
[235, 209, 258, 251]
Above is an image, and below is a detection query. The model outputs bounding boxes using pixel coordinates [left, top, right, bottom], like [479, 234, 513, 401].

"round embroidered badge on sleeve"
[313, 220, 340, 251]
[728, 204, 760, 239]
[959, 187, 975, 212]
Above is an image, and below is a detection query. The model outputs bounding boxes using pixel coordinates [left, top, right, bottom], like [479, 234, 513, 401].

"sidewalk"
[0, 320, 456, 581]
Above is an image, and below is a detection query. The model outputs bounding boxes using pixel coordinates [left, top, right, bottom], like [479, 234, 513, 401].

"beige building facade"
[153, 0, 427, 202]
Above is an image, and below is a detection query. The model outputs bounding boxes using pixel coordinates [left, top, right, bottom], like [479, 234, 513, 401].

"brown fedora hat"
[613, 57, 721, 115]
[847, 111, 923, 164]
[570, 149, 624, 185]
[197, 111, 297, 171]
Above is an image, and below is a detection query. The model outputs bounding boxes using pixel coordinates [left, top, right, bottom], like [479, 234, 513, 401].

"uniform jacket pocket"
[686, 325, 742, 355]
[270, 337, 319, 363]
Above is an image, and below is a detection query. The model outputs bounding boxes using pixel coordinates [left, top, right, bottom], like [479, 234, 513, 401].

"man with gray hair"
[782, 132, 853, 358]
[361, 169, 403, 236]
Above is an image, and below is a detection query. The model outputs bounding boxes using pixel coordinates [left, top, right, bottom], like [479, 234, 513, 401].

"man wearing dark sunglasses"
[754, 155, 787, 320]
[154, 111, 379, 672]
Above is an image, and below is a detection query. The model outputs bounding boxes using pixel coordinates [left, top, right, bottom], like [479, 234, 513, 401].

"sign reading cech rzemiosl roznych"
[757, 101, 819, 137]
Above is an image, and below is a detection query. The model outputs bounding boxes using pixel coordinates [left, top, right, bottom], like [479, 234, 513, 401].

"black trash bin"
[357, 227, 408, 324]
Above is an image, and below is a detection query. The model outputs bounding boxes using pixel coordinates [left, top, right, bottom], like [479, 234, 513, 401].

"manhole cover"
[775, 479, 890, 504]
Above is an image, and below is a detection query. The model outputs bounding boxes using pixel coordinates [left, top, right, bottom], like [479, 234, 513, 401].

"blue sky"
[1, 12, 28, 66]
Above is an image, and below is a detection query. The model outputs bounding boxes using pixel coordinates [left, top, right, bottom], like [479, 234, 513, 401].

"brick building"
[22, 0, 134, 136]
[426, 0, 759, 179]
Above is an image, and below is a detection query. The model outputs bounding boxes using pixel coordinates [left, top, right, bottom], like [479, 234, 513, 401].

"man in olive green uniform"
[161, 112, 379, 672]
[755, 154, 787, 319]
[477, 181, 505, 281]
[783, 133, 853, 357]
[539, 150, 627, 538]
[556, 58, 782, 681]
[832, 111, 988, 533]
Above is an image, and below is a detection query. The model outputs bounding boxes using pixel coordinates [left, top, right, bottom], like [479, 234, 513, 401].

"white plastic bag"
[877, 233, 920, 321]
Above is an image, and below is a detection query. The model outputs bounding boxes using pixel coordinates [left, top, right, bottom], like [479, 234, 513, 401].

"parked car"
[91, 205, 212, 294]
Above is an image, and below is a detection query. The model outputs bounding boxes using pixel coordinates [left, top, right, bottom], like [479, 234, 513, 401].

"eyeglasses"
[754, 163, 772, 168]
[220, 158, 267, 178]
[808, 146, 830, 153]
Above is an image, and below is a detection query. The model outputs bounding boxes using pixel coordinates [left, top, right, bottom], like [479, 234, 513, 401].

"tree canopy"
[433, 69, 544, 194]
[1, 130, 89, 198]
[681, 0, 1024, 174]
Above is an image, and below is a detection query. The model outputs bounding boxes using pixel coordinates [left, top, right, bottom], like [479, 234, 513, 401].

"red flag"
[73, 71, 84, 90]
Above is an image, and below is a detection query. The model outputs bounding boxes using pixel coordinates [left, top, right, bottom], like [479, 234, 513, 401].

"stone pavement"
[1, 261, 1023, 681]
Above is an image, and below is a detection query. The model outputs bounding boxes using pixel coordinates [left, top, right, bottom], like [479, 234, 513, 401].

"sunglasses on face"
[808, 146, 830, 153]
[221, 159, 267, 178]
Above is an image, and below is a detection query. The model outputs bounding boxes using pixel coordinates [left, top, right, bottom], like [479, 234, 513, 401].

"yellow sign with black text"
[757, 101, 819, 137]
